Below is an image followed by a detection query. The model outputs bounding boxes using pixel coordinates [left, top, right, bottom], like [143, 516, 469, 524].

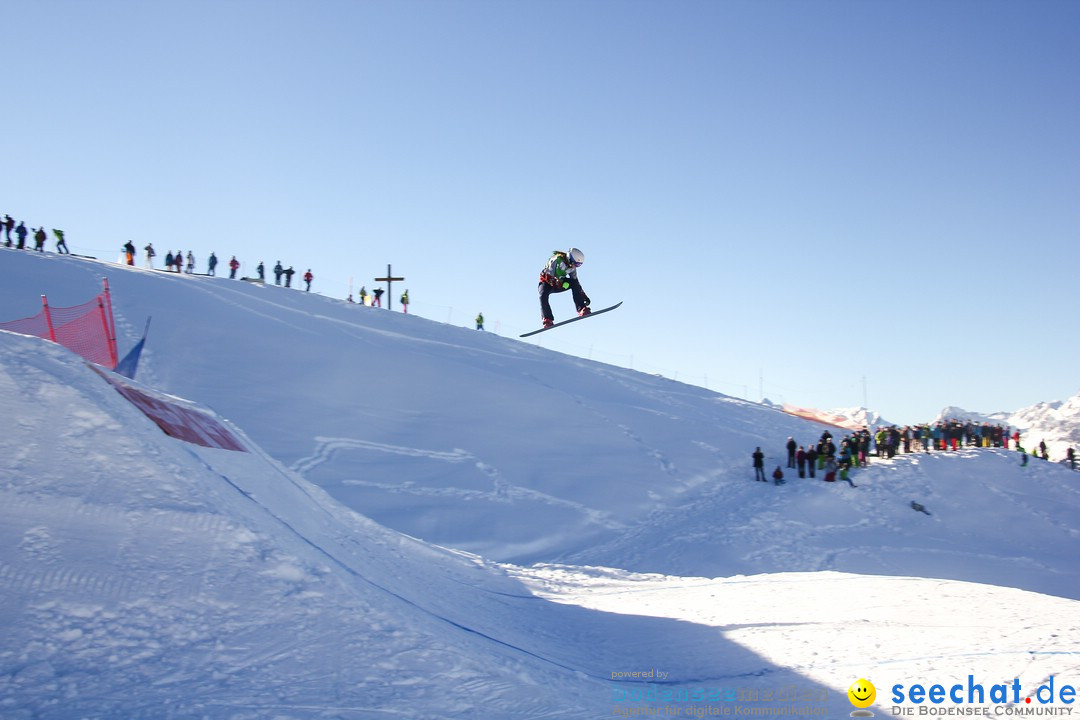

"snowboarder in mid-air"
[538, 247, 590, 328]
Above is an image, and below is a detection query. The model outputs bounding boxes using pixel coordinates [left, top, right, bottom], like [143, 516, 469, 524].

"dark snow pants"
[538, 277, 587, 323]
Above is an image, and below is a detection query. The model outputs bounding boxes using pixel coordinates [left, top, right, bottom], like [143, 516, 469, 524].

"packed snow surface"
[1, 250, 1078, 718]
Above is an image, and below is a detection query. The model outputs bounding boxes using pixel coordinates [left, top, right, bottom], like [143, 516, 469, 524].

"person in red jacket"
[229, 256, 240, 279]
[303, 269, 313, 292]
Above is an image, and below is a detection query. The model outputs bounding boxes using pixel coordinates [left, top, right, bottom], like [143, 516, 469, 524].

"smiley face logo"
[848, 678, 876, 708]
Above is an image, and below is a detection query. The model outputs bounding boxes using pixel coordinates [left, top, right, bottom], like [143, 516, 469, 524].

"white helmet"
[567, 247, 585, 267]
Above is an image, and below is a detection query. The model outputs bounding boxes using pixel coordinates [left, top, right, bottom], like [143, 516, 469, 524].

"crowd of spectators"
[4, 211, 320, 294]
[3, 214, 68, 254]
[762, 420, 1077, 486]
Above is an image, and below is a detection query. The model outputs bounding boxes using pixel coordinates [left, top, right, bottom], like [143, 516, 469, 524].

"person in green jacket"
[538, 247, 590, 328]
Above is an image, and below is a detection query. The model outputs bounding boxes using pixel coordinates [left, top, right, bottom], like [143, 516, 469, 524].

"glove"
[541, 272, 559, 287]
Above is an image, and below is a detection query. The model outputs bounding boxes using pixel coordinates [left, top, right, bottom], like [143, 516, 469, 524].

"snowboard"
[519, 302, 622, 337]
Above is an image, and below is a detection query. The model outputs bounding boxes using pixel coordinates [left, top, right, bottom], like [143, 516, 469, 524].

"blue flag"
[114, 317, 150, 379]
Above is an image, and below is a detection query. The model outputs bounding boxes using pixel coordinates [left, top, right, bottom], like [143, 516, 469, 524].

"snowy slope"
[2, 250, 1080, 593]
[3, 250, 1079, 599]
[2, 249, 1080, 717]
[0, 333, 610, 717]
[3, 328, 1079, 719]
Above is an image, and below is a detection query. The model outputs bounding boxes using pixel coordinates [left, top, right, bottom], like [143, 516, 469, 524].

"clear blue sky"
[5, 0, 1078, 424]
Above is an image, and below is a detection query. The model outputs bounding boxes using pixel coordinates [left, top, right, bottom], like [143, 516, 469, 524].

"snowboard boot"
[577, 307, 591, 317]
[542, 318, 554, 329]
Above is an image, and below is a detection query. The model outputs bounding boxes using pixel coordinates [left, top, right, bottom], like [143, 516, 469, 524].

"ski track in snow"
[293, 436, 625, 529]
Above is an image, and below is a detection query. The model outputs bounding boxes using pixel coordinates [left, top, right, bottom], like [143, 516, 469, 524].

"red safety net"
[0, 280, 118, 368]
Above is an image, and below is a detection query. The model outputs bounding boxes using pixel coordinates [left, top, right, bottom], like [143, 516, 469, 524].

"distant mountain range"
[783, 393, 1080, 464]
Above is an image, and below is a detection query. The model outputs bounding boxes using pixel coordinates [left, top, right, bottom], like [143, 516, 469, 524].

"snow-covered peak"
[935, 392, 1080, 461]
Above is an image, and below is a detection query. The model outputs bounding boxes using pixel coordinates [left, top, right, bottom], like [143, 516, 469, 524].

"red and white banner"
[94, 368, 247, 452]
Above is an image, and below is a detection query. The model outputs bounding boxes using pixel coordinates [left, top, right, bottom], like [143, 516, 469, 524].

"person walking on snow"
[400, 289, 409, 313]
[53, 229, 69, 254]
[538, 247, 590, 328]
[303, 269, 313, 291]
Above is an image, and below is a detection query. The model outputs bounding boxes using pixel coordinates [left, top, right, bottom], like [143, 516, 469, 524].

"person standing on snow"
[752, 447, 766, 482]
[303, 269, 313, 291]
[786, 437, 797, 468]
[229, 256, 240, 279]
[476, 312, 484, 330]
[208, 252, 218, 276]
[538, 247, 590, 328]
[144, 243, 156, 268]
[400, 289, 409, 313]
